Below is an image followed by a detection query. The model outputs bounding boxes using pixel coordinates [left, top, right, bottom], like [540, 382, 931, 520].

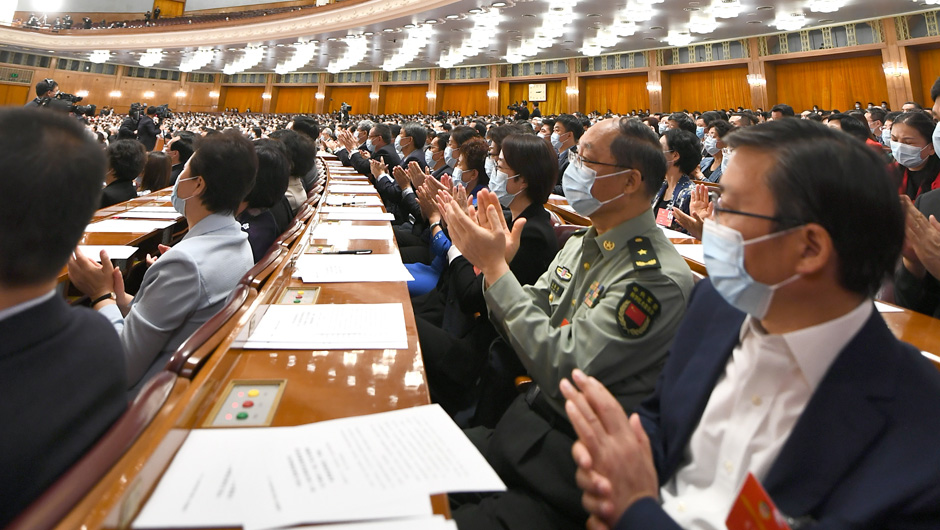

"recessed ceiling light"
[684, 7, 700, 11]
[468, 8, 483, 13]
[587, 13, 601, 17]
[757, 5, 774, 9]
[820, 19, 834, 23]
[522, 13, 535, 17]
[564, 40, 573, 43]
[492, 2, 507, 6]
[425, 19, 438, 24]
[446, 14, 460, 19]
[747, 20, 762, 23]
[363, 31, 374, 35]
[452, 28, 463, 31]
[383, 28, 395, 32]
[650, 26, 664, 30]
[644, 37, 655, 40]
[689, 1, 700, 5]
[276, 43, 285, 47]
[404, 23, 415, 28]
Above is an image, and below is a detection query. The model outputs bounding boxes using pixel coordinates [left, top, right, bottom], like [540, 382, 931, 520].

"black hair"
[903, 101, 924, 110]
[725, 119, 903, 296]
[828, 113, 871, 144]
[667, 112, 696, 134]
[555, 114, 585, 140]
[664, 128, 703, 176]
[107, 139, 146, 182]
[432, 132, 450, 152]
[372, 123, 392, 145]
[771, 104, 795, 117]
[486, 125, 516, 155]
[610, 117, 667, 198]
[168, 132, 195, 165]
[146, 106, 158, 116]
[885, 111, 903, 124]
[268, 129, 315, 177]
[866, 107, 886, 124]
[450, 125, 479, 147]
[402, 122, 427, 150]
[731, 112, 757, 126]
[246, 139, 291, 209]
[141, 151, 171, 192]
[291, 115, 320, 141]
[701, 110, 722, 126]
[893, 111, 937, 145]
[707, 119, 735, 139]
[472, 120, 487, 137]
[501, 134, 555, 204]
[0, 109, 106, 285]
[35, 78, 57, 97]
[188, 130, 258, 213]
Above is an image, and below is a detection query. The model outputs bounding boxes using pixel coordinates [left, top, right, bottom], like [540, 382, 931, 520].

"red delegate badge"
[726, 473, 792, 530]
[655, 207, 674, 227]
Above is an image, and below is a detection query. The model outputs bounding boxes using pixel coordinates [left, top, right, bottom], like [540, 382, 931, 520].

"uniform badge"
[603, 240, 616, 251]
[627, 236, 661, 271]
[550, 280, 565, 298]
[555, 266, 573, 281]
[616, 283, 661, 338]
[583, 281, 604, 308]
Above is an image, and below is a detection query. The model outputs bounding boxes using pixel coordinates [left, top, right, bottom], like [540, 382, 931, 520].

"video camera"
[128, 102, 144, 121]
[40, 92, 96, 117]
[507, 100, 528, 113]
[154, 103, 172, 119]
[340, 102, 352, 113]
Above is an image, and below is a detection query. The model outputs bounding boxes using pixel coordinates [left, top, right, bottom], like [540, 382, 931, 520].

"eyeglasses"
[568, 148, 631, 170]
[711, 192, 801, 225]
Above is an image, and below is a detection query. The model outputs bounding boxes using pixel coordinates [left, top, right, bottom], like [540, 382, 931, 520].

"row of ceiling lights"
[82, 0, 848, 74]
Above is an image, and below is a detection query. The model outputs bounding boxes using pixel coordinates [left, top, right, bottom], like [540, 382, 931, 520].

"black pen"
[322, 249, 372, 255]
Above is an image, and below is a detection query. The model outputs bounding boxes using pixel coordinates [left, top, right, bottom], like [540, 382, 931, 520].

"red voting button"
[726, 473, 792, 530]
[243, 400, 254, 408]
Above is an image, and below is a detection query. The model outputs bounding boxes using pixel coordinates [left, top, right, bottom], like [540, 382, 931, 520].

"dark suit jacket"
[100, 179, 137, 208]
[170, 163, 184, 183]
[617, 280, 940, 529]
[136, 115, 159, 151]
[432, 164, 453, 180]
[895, 188, 940, 319]
[376, 149, 429, 225]
[350, 143, 400, 179]
[0, 296, 126, 526]
[336, 142, 368, 168]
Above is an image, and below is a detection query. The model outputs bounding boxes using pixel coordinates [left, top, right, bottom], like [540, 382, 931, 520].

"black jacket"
[100, 179, 137, 208]
[136, 115, 159, 151]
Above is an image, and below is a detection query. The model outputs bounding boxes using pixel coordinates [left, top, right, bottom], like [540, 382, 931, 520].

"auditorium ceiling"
[0, 0, 933, 74]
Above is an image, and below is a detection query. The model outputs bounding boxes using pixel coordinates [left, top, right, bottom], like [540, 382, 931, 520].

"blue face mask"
[702, 219, 802, 319]
[551, 132, 563, 152]
[452, 167, 465, 186]
[444, 146, 459, 168]
[561, 161, 630, 217]
[491, 169, 523, 207]
[882, 128, 892, 145]
[366, 139, 374, 152]
[890, 140, 929, 169]
[658, 122, 668, 134]
[425, 149, 437, 167]
[696, 126, 705, 139]
[484, 156, 497, 180]
[171, 176, 198, 216]
[703, 136, 720, 156]
[932, 122, 940, 156]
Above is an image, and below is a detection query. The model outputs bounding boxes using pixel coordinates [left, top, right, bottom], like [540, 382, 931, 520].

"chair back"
[553, 224, 583, 249]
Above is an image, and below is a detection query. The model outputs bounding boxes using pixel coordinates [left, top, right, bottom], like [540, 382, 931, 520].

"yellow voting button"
[247, 389, 260, 398]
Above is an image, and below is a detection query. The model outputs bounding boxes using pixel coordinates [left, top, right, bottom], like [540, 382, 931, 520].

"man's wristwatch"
[90, 292, 115, 306]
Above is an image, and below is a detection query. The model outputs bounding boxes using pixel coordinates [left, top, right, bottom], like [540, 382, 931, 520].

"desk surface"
[57, 159, 444, 530]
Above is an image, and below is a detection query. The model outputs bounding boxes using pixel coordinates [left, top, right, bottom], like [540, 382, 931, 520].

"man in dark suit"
[289, 115, 321, 193]
[374, 122, 427, 226]
[334, 121, 372, 168]
[24, 78, 57, 107]
[136, 106, 160, 151]
[562, 119, 940, 529]
[0, 108, 126, 527]
[165, 131, 195, 183]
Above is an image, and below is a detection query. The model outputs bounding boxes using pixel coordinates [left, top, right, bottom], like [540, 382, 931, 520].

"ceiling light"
[773, 13, 806, 31]
[143, 91, 155, 99]
[468, 8, 483, 13]
[446, 14, 460, 19]
[666, 31, 694, 46]
[209, 91, 219, 98]
[223, 45, 265, 75]
[175, 90, 187, 97]
[712, 0, 744, 19]
[276, 40, 317, 74]
[424, 20, 438, 24]
[690, 13, 718, 33]
[492, 2, 507, 6]
[809, 0, 846, 12]
[75, 90, 89, 98]
[139, 49, 163, 67]
[327, 35, 369, 73]
[89, 50, 110, 63]
[179, 47, 215, 72]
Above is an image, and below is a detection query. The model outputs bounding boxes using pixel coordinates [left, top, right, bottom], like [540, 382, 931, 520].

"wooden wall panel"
[0, 84, 31, 106]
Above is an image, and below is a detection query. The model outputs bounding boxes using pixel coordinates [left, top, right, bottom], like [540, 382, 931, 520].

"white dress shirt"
[660, 300, 873, 529]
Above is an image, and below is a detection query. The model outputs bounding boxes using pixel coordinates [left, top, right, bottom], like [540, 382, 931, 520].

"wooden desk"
[57, 159, 445, 529]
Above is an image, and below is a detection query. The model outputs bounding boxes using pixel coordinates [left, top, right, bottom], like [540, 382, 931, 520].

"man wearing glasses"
[440, 117, 694, 529]
[561, 119, 940, 529]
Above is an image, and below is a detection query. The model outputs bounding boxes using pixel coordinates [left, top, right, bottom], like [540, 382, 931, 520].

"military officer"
[440, 117, 694, 530]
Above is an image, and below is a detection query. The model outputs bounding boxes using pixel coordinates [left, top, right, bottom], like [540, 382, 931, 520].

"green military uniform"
[453, 209, 693, 530]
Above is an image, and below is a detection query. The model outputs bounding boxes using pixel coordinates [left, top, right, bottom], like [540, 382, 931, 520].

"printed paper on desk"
[294, 254, 414, 283]
[310, 223, 394, 241]
[113, 210, 182, 220]
[659, 226, 694, 240]
[674, 243, 704, 264]
[125, 206, 179, 213]
[321, 206, 386, 213]
[241, 405, 505, 530]
[84, 219, 176, 233]
[242, 303, 408, 350]
[330, 185, 380, 195]
[293, 516, 457, 530]
[325, 195, 384, 206]
[76, 245, 138, 261]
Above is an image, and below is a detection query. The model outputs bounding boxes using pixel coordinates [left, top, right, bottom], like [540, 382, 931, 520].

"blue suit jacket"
[618, 280, 940, 529]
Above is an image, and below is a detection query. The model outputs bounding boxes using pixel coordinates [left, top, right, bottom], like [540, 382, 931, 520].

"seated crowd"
[4, 74, 940, 529]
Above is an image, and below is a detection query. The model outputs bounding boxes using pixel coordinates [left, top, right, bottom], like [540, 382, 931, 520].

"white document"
[294, 254, 414, 283]
[84, 219, 176, 233]
[321, 206, 385, 213]
[76, 245, 138, 261]
[875, 301, 904, 313]
[548, 193, 567, 202]
[674, 243, 704, 264]
[330, 185, 380, 195]
[325, 195, 384, 207]
[311, 223, 394, 241]
[114, 210, 182, 220]
[242, 303, 408, 350]
[325, 212, 396, 221]
[293, 516, 457, 530]
[660, 226, 694, 240]
[124, 206, 179, 213]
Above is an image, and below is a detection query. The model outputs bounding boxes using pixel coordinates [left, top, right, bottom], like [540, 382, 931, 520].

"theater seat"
[553, 224, 583, 249]
[240, 245, 286, 291]
[5, 371, 177, 530]
[164, 283, 255, 379]
[276, 219, 305, 249]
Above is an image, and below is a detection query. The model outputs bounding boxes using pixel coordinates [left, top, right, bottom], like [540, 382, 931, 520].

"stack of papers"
[133, 405, 504, 530]
[113, 211, 181, 220]
[85, 219, 177, 233]
[330, 184, 379, 195]
[295, 516, 456, 530]
[76, 245, 138, 261]
[321, 206, 393, 221]
[660, 226, 695, 240]
[294, 253, 414, 283]
[311, 223, 394, 241]
[243, 303, 408, 350]
[674, 244, 704, 264]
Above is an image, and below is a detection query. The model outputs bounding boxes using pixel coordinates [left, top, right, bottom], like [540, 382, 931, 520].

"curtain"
[918, 48, 940, 107]
[383, 85, 428, 115]
[274, 86, 318, 114]
[438, 83, 489, 116]
[327, 86, 370, 114]
[667, 67, 751, 112]
[0, 84, 29, 106]
[582, 75, 649, 114]
[775, 55, 888, 112]
[221, 87, 263, 112]
[498, 80, 566, 116]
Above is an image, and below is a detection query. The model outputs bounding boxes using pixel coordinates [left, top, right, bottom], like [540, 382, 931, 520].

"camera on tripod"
[40, 92, 96, 117]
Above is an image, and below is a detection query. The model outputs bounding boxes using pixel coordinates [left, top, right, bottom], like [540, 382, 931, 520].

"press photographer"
[25, 78, 97, 117]
[137, 105, 161, 151]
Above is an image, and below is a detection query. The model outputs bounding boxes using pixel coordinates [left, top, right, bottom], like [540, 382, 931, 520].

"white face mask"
[932, 122, 940, 156]
[702, 219, 802, 319]
[561, 161, 631, 217]
[890, 140, 930, 169]
[444, 146, 459, 167]
[551, 132, 564, 152]
[491, 169, 523, 207]
[703, 136, 720, 156]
